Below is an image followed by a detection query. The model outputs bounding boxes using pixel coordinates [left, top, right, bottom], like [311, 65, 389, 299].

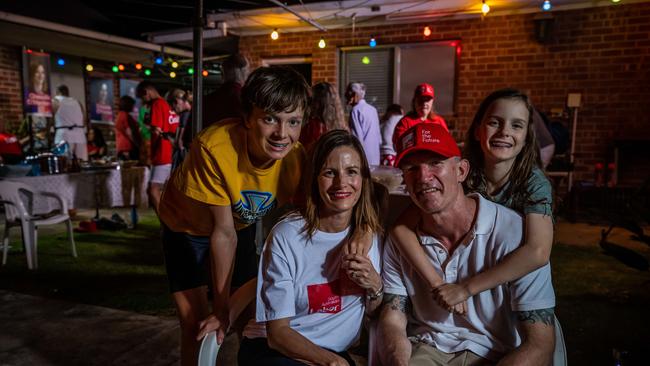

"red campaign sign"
[307, 280, 342, 314]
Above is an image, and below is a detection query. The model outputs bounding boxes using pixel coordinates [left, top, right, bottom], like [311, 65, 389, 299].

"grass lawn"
[1, 211, 649, 364]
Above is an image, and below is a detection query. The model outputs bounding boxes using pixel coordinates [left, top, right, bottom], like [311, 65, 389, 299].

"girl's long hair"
[310, 82, 348, 132]
[301, 129, 382, 239]
[464, 88, 542, 213]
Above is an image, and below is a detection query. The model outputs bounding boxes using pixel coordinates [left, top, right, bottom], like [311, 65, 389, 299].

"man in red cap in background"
[393, 83, 448, 146]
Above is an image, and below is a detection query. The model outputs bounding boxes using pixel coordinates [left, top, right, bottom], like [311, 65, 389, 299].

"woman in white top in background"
[239, 130, 384, 366]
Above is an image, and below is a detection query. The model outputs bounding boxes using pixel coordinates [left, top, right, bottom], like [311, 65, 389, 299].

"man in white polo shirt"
[378, 123, 556, 365]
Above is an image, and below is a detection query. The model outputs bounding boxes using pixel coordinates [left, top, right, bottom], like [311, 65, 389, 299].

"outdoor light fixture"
[318, 38, 326, 48]
[171, 61, 179, 68]
[118, 64, 125, 71]
[423, 26, 432, 37]
[57, 58, 65, 66]
[188, 67, 194, 75]
[155, 57, 163, 64]
[112, 65, 119, 73]
[202, 70, 209, 77]
[135, 63, 143, 70]
[482, 0, 490, 15]
[542, 0, 552, 11]
[144, 69, 152, 76]
[169, 71, 176, 78]
[271, 29, 279, 40]
[369, 37, 377, 47]
[85, 64, 93, 72]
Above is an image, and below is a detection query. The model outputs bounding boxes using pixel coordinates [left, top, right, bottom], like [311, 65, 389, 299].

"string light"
[155, 56, 163, 64]
[318, 38, 326, 49]
[135, 63, 143, 70]
[118, 64, 125, 71]
[85, 64, 94, 72]
[202, 70, 209, 77]
[423, 26, 432, 37]
[542, 0, 552, 11]
[112, 65, 119, 73]
[171, 61, 179, 68]
[482, 0, 490, 16]
[144, 69, 151, 76]
[188, 67, 194, 75]
[362, 56, 370, 64]
[611, 0, 621, 3]
[169, 71, 177, 78]
[57, 58, 65, 66]
[369, 37, 377, 48]
[271, 29, 279, 40]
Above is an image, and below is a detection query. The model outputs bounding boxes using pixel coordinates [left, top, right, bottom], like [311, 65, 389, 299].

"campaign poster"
[89, 78, 115, 123]
[22, 51, 53, 117]
[119, 79, 141, 120]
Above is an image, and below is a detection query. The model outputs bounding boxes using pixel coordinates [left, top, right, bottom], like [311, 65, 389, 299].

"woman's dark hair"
[301, 129, 382, 239]
[310, 82, 347, 131]
[464, 88, 542, 213]
[90, 127, 106, 148]
[241, 66, 311, 124]
[382, 103, 404, 123]
[118, 96, 136, 112]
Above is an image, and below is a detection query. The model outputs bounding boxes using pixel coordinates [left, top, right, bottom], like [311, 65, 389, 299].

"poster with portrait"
[22, 51, 53, 117]
[119, 79, 141, 120]
[89, 78, 114, 123]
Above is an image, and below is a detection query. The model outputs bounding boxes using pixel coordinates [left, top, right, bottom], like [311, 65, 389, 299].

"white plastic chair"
[198, 278, 257, 366]
[1, 180, 77, 269]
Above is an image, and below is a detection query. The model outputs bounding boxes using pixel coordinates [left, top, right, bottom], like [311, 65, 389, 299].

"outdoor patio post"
[192, 0, 204, 136]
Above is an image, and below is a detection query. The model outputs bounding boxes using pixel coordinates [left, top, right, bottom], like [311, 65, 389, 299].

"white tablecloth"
[5, 166, 149, 214]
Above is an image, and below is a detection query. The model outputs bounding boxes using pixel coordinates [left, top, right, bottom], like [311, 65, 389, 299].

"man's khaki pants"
[410, 342, 493, 366]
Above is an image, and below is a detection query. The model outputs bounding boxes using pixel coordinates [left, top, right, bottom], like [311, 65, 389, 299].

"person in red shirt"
[136, 81, 179, 212]
[115, 96, 142, 161]
[299, 81, 348, 151]
[392, 83, 449, 145]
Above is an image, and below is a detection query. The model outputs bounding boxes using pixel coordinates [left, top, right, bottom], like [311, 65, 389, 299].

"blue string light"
[57, 58, 65, 66]
[542, 0, 552, 11]
[369, 37, 377, 48]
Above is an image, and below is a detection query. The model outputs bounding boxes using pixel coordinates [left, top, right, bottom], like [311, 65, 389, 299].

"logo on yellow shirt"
[233, 191, 276, 225]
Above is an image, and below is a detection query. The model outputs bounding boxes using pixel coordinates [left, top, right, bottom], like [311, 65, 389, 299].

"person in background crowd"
[52, 85, 88, 161]
[300, 81, 348, 150]
[136, 81, 179, 212]
[238, 130, 383, 366]
[115, 96, 142, 161]
[165, 89, 192, 169]
[158, 66, 310, 366]
[203, 53, 250, 128]
[345, 82, 381, 166]
[391, 88, 554, 316]
[87, 127, 106, 159]
[380, 103, 405, 167]
[378, 123, 556, 365]
[393, 83, 449, 146]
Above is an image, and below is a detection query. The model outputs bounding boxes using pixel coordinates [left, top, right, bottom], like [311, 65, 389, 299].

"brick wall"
[239, 3, 650, 186]
[0, 45, 24, 133]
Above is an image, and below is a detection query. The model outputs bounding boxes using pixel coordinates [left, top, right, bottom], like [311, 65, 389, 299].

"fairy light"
[155, 56, 163, 64]
[57, 58, 65, 66]
[362, 56, 370, 64]
[318, 38, 326, 49]
[369, 37, 377, 47]
[202, 70, 209, 77]
[118, 64, 125, 71]
[542, 0, 552, 11]
[169, 71, 176, 78]
[271, 29, 279, 40]
[112, 65, 119, 73]
[423, 26, 432, 37]
[171, 61, 179, 68]
[482, 0, 490, 15]
[135, 63, 143, 70]
[85, 64, 94, 72]
[144, 69, 151, 76]
[188, 67, 194, 75]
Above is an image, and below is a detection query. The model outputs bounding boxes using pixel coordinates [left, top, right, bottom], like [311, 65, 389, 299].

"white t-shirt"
[380, 114, 403, 156]
[382, 193, 556, 361]
[254, 213, 382, 352]
[54, 96, 86, 144]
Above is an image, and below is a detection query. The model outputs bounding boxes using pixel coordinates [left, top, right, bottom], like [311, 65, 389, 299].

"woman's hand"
[196, 310, 230, 344]
[342, 254, 381, 293]
[432, 283, 470, 315]
[343, 229, 373, 257]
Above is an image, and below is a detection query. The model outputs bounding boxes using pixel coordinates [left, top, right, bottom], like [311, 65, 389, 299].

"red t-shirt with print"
[148, 98, 179, 165]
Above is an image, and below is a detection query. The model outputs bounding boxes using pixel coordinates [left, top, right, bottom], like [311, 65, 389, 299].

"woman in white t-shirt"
[239, 130, 384, 366]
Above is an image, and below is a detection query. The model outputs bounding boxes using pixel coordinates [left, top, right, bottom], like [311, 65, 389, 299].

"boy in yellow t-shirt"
[158, 66, 310, 366]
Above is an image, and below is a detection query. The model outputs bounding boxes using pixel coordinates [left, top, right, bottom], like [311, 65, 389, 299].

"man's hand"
[196, 311, 230, 345]
[432, 283, 470, 314]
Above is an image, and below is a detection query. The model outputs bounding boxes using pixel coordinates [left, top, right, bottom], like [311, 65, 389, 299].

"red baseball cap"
[415, 83, 435, 98]
[394, 123, 461, 167]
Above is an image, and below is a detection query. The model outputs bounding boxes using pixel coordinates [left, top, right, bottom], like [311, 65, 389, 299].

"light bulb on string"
[611, 0, 620, 3]
[171, 61, 179, 68]
[155, 57, 163, 64]
[369, 37, 377, 47]
[188, 67, 194, 75]
[318, 38, 326, 49]
[202, 70, 209, 77]
[271, 29, 279, 40]
[362, 56, 370, 64]
[57, 58, 65, 66]
[112, 65, 119, 73]
[542, 0, 552, 11]
[144, 69, 151, 76]
[170, 71, 177, 78]
[135, 63, 143, 70]
[481, 0, 490, 16]
[423, 26, 432, 37]
[118, 64, 125, 71]
[85, 64, 94, 72]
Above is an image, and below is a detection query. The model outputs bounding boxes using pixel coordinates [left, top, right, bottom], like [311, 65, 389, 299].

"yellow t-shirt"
[159, 119, 304, 236]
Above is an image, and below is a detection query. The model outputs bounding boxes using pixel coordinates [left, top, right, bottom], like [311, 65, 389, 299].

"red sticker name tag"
[307, 280, 342, 314]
